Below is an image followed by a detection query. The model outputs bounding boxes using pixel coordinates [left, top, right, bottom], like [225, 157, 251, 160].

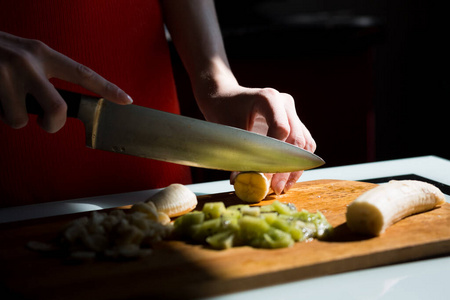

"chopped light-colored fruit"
[29, 183, 199, 260]
[55, 210, 172, 260]
[233, 172, 271, 203]
[346, 180, 446, 236]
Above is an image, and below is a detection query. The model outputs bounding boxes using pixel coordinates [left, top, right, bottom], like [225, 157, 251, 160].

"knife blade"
[25, 90, 325, 173]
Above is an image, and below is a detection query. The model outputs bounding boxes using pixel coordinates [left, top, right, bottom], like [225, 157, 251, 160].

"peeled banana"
[346, 180, 446, 236]
[233, 172, 271, 203]
[146, 183, 197, 217]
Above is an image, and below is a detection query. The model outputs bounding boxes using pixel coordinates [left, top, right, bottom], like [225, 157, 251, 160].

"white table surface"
[1, 155, 449, 299]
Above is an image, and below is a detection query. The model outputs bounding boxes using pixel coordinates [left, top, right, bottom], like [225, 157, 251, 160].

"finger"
[44, 49, 132, 104]
[29, 81, 67, 133]
[283, 94, 317, 152]
[277, 97, 309, 192]
[254, 88, 290, 141]
[301, 125, 316, 152]
[263, 173, 273, 182]
[248, 113, 269, 135]
[271, 172, 290, 195]
[283, 171, 303, 193]
[291, 121, 316, 153]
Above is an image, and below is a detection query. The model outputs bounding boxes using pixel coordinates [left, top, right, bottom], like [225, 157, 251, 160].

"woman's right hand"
[0, 31, 132, 133]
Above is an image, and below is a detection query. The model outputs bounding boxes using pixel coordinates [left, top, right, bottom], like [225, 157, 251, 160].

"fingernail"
[127, 95, 133, 103]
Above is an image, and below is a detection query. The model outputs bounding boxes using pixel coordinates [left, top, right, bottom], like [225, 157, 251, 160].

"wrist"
[191, 57, 238, 102]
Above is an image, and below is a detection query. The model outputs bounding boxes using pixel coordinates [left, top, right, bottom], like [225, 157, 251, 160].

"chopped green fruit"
[288, 223, 304, 241]
[241, 206, 261, 217]
[191, 218, 222, 241]
[271, 200, 296, 215]
[260, 212, 278, 225]
[270, 217, 291, 232]
[227, 204, 250, 211]
[173, 200, 333, 249]
[293, 209, 319, 222]
[178, 211, 205, 226]
[220, 214, 240, 232]
[173, 211, 205, 237]
[263, 228, 295, 248]
[203, 202, 226, 220]
[259, 204, 275, 213]
[239, 215, 271, 241]
[206, 231, 235, 249]
[221, 209, 241, 219]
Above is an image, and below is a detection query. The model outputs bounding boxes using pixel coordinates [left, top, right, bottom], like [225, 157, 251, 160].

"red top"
[0, 0, 192, 207]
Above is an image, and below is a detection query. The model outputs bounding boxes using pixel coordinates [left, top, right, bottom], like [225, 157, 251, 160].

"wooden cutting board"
[1, 179, 449, 300]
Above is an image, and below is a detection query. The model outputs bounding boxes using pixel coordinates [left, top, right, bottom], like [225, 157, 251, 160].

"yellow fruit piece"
[233, 172, 271, 203]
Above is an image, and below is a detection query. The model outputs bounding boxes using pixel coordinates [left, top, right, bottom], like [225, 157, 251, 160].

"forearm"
[161, 0, 238, 100]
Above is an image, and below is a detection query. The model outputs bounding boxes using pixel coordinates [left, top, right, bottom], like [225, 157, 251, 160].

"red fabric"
[0, 0, 192, 207]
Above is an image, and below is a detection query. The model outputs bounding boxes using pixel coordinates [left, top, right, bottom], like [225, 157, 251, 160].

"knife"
[25, 90, 325, 173]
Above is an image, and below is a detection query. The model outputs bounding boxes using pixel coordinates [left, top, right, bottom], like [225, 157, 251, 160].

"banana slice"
[146, 183, 197, 218]
[233, 172, 271, 203]
[346, 180, 446, 236]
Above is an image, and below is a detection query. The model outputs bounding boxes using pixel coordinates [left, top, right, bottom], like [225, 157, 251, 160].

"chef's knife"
[25, 90, 324, 173]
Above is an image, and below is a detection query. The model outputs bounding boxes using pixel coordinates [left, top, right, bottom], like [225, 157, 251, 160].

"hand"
[196, 82, 316, 195]
[0, 31, 132, 133]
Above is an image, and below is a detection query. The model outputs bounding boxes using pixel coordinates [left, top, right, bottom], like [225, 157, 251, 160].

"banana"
[146, 183, 197, 218]
[346, 180, 446, 236]
[233, 172, 271, 203]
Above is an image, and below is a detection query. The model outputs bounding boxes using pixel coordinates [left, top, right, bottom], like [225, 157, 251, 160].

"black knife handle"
[25, 89, 82, 118]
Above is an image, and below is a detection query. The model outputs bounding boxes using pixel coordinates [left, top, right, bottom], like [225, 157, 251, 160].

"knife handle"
[25, 89, 82, 118]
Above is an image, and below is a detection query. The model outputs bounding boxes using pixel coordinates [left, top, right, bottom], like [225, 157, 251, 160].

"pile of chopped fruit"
[27, 182, 334, 261]
[173, 200, 333, 249]
[27, 183, 197, 260]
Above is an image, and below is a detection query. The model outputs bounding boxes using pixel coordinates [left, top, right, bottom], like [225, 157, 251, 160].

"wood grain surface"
[1, 179, 449, 300]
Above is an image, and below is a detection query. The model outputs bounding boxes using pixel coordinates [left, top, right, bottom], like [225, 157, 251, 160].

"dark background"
[170, 0, 449, 183]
